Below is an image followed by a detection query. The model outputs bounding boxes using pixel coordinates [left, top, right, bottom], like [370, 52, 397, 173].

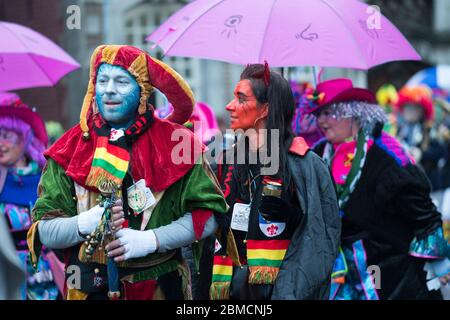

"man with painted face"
[27, 45, 228, 300]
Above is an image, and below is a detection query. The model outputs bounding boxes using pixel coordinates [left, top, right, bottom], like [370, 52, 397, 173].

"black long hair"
[239, 63, 295, 192]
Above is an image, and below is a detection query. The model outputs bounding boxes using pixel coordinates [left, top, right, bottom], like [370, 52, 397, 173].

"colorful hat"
[156, 101, 220, 143]
[376, 84, 399, 107]
[396, 85, 434, 121]
[0, 92, 48, 146]
[80, 45, 195, 138]
[305, 78, 376, 113]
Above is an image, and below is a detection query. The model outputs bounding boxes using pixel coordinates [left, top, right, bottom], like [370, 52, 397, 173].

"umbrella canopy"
[0, 21, 80, 91]
[147, 0, 420, 69]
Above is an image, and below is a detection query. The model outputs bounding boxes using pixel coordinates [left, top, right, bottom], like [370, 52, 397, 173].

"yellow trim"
[128, 52, 152, 115]
[226, 229, 241, 267]
[101, 45, 122, 65]
[212, 265, 233, 276]
[80, 45, 106, 134]
[66, 288, 89, 300]
[246, 248, 287, 260]
[26, 221, 41, 267]
[93, 147, 129, 172]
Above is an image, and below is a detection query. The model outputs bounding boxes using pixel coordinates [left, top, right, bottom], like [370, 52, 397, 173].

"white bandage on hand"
[115, 228, 158, 260]
[77, 205, 104, 236]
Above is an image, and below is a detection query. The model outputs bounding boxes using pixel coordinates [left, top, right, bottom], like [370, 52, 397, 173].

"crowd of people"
[1, 44, 449, 300]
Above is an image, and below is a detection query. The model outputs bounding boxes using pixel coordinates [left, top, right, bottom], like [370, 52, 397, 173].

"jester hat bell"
[80, 45, 195, 139]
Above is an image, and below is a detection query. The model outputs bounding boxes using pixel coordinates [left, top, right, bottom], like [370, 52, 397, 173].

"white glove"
[115, 228, 158, 260]
[77, 205, 104, 236]
[424, 258, 450, 291]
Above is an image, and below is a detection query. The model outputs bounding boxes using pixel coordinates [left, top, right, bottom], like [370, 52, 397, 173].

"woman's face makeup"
[316, 106, 355, 144]
[225, 79, 267, 130]
[0, 128, 25, 166]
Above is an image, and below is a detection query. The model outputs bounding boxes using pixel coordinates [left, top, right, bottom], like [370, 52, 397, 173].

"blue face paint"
[95, 64, 141, 128]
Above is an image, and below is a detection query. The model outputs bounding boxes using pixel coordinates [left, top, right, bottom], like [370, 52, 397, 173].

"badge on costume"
[214, 239, 222, 253]
[127, 179, 156, 214]
[109, 129, 124, 141]
[231, 203, 250, 232]
[93, 268, 104, 288]
[258, 213, 285, 237]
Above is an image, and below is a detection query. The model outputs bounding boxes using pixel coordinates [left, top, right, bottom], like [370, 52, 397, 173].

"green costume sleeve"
[32, 158, 77, 222]
[181, 159, 228, 215]
[179, 158, 229, 273]
[138, 156, 228, 273]
[28, 158, 77, 268]
[146, 157, 228, 230]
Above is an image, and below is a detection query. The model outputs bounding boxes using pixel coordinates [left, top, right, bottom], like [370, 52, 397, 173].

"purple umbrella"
[0, 21, 80, 91]
[147, 0, 420, 69]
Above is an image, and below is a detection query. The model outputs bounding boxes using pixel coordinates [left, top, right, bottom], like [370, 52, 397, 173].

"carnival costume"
[311, 79, 450, 299]
[27, 45, 228, 300]
[210, 65, 340, 300]
[0, 92, 58, 300]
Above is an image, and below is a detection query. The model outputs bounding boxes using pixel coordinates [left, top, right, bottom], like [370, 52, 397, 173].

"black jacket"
[208, 140, 341, 300]
[314, 137, 444, 299]
[271, 150, 341, 299]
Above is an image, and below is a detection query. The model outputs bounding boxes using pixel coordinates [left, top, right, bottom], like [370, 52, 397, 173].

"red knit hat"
[396, 86, 434, 121]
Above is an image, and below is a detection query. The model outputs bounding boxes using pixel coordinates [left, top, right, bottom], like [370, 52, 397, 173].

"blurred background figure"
[0, 92, 59, 300]
[0, 213, 25, 299]
[376, 84, 399, 137]
[290, 81, 323, 147]
[395, 85, 435, 163]
[184, 102, 221, 145]
[156, 101, 220, 145]
[428, 96, 450, 245]
[45, 121, 65, 146]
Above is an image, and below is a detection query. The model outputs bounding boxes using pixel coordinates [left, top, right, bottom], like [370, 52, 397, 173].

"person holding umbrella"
[0, 92, 58, 300]
[209, 63, 340, 300]
[310, 78, 450, 299]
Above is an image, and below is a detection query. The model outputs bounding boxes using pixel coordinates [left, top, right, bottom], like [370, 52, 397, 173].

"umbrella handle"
[312, 66, 323, 88]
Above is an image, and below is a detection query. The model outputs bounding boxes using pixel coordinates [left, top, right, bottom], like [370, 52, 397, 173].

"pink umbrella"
[147, 0, 420, 69]
[0, 21, 80, 91]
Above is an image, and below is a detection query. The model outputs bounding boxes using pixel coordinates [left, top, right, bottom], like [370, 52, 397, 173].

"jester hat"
[80, 45, 195, 139]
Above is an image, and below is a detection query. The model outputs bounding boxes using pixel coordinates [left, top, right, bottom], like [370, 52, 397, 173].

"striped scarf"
[246, 239, 290, 284]
[210, 255, 233, 299]
[210, 163, 294, 299]
[85, 111, 154, 189]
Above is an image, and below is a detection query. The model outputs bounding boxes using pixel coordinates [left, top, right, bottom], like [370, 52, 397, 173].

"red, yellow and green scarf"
[210, 163, 293, 299]
[85, 111, 153, 189]
[246, 239, 290, 284]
